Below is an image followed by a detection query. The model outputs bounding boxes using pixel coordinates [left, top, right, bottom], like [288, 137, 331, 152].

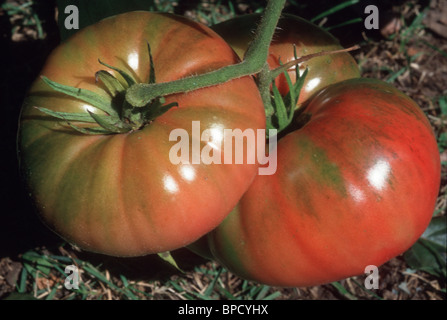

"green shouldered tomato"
[212, 13, 361, 106]
[18, 12, 266, 257]
[208, 78, 441, 287]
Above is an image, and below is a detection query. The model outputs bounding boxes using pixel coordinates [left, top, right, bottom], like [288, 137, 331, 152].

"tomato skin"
[188, 13, 361, 262]
[211, 13, 360, 105]
[208, 78, 441, 287]
[18, 12, 266, 257]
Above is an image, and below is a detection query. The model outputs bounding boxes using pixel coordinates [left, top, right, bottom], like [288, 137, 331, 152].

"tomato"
[208, 78, 441, 287]
[211, 13, 361, 106]
[17, 12, 266, 257]
[188, 13, 361, 260]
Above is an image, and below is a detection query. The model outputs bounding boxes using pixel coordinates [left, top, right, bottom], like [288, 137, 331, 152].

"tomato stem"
[38, 0, 336, 136]
[269, 45, 361, 80]
[125, 0, 287, 107]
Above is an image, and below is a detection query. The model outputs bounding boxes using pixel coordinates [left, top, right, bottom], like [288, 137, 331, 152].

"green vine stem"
[38, 0, 359, 135]
[269, 45, 360, 80]
[124, 0, 287, 107]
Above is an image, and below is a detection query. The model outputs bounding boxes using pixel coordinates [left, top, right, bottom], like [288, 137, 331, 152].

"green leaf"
[325, 18, 363, 32]
[203, 266, 223, 297]
[35, 107, 107, 123]
[87, 111, 128, 133]
[386, 66, 407, 83]
[282, 67, 308, 113]
[283, 70, 295, 119]
[147, 42, 156, 84]
[3, 293, 37, 300]
[270, 64, 308, 133]
[98, 59, 136, 88]
[45, 287, 59, 300]
[22, 251, 54, 276]
[41, 76, 117, 117]
[439, 96, 447, 116]
[157, 251, 184, 273]
[262, 291, 282, 300]
[271, 82, 287, 130]
[22, 251, 54, 268]
[82, 263, 120, 291]
[420, 40, 447, 59]
[255, 285, 271, 300]
[17, 267, 28, 294]
[311, 0, 360, 23]
[330, 281, 358, 300]
[95, 70, 125, 97]
[36, 107, 125, 135]
[67, 123, 115, 135]
[438, 132, 447, 153]
[404, 216, 447, 278]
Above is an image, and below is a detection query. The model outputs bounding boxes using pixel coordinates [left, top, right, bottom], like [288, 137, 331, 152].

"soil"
[0, 0, 445, 300]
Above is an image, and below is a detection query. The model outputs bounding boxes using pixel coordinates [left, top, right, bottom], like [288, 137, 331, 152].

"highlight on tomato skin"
[17, 11, 267, 257]
[207, 78, 441, 288]
[211, 13, 361, 107]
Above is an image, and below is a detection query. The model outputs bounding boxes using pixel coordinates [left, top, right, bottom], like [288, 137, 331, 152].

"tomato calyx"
[261, 44, 360, 137]
[35, 0, 357, 139]
[36, 43, 178, 135]
[124, 0, 288, 108]
[260, 45, 308, 136]
[36, 0, 296, 137]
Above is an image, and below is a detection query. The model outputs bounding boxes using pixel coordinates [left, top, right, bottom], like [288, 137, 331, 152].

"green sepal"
[36, 106, 125, 135]
[67, 123, 115, 135]
[41, 76, 117, 117]
[95, 70, 125, 97]
[98, 59, 136, 87]
[269, 56, 308, 133]
[271, 81, 288, 130]
[147, 42, 156, 84]
[282, 67, 308, 112]
[157, 251, 184, 273]
[87, 110, 129, 133]
[124, 42, 157, 108]
[293, 45, 299, 81]
[284, 70, 296, 116]
[38, 47, 179, 135]
[283, 44, 308, 112]
[35, 106, 104, 123]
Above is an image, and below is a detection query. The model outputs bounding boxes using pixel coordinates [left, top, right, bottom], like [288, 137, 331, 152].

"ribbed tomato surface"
[18, 12, 266, 257]
[209, 78, 441, 287]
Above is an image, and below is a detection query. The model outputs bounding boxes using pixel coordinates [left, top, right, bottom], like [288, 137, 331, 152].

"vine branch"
[125, 0, 287, 107]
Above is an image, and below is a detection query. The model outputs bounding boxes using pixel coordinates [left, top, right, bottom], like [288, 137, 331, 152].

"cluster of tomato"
[17, 11, 440, 287]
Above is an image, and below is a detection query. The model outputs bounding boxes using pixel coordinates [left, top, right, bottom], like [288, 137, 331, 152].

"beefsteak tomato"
[17, 12, 266, 257]
[211, 13, 361, 106]
[188, 13, 361, 260]
[208, 78, 441, 287]
[188, 14, 360, 259]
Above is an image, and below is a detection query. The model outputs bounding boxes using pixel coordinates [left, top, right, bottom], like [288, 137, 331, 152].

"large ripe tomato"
[17, 12, 266, 257]
[211, 13, 360, 106]
[188, 13, 361, 260]
[208, 78, 441, 287]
